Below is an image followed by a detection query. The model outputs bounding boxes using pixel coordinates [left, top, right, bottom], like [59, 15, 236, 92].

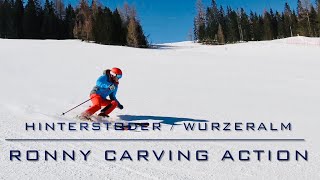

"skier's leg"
[82, 94, 102, 116]
[99, 104, 112, 116]
[99, 100, 118, 116]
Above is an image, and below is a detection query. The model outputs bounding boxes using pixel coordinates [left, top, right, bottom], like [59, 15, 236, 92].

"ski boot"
[98, 112, 109, 118]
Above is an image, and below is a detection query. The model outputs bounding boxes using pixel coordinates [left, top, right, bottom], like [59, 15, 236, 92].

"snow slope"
[0, 37, 320, 179]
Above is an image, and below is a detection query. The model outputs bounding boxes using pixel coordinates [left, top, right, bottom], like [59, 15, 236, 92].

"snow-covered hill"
[0, 37, 319, 179]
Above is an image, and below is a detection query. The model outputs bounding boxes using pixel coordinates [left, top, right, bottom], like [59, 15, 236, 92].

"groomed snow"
[0, 37, 319, 179]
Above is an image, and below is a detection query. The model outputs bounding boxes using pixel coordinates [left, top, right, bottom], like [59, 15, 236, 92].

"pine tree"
[102, 7, 113, 44]
[13, 0, 24, 38]
[309, 5, 318, 36]
[239, 8, 250, 41]
[263, 11, 273, 40]
[276, 12, 285, 38]
[24, 0, 41, 38]
[291, 10, 299, 36]
[64, 4, 75, 39]
[270, 9, 278, 39]
[0, 0, 15, 38]
[258, 15, 265, 40]
[112, 9, 126, 45]
[0, 0, 148, 47]
[135, 20, 148, 47]
[92, 6, 105, 44]
[0, 1, 2, 36]
[126, 17, 147, 48]
[205, 0, 219, 41]
[54, 0, 65, 39]
[249, 11, 260, 41]
[193, 0, 319, 44]
[226, 7, 240, 43]
[41, 0, 58, 39]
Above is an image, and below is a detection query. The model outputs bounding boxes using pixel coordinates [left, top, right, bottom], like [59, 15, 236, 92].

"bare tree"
[217, 23, 225, 44]
[54, 0, 65, 18]
[126, 17, 139, 47]
[237, 9, 244, 41]
[284, 1, 293, 37]
[73, 0, 93, 41]
[124, 3, 147, 47]
[300, 0, 312, 36]
[119, 2, 131, 24]
[194, 0, 205, 41]
[91, 0, 100, 15]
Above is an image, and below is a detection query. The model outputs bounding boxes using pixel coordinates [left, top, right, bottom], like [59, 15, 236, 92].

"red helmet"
[111, 67, 122, 75]
[110, 67, 122, 79]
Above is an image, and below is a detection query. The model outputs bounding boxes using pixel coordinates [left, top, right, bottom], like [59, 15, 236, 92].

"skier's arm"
[109, 90, 123, 109]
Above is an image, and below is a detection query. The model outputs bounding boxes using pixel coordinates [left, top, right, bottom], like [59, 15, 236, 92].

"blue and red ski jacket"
[90, 70, 120, 105]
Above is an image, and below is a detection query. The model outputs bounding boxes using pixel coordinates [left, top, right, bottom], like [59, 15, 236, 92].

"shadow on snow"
[118, 115, 208, 125]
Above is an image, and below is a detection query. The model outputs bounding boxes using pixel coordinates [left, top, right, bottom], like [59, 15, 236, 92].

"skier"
[79, 67, 124, 120]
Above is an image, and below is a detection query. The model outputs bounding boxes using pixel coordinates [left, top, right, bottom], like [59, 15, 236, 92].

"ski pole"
[61, 99, 91, 116]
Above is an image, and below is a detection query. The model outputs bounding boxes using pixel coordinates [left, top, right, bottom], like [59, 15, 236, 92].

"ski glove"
[118, 104, 124, 110]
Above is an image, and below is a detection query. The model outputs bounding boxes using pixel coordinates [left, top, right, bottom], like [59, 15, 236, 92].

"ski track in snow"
[0, 37, 320, 179]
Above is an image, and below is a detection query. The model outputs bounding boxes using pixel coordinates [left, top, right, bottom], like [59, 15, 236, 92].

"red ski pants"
[85, 94, 118, 116]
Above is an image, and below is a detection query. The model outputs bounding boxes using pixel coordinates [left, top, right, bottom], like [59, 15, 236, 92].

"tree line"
[194, 0, 320, 45]
[0, 0, 148, 47]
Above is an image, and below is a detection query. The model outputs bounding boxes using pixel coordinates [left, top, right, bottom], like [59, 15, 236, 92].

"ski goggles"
[116, 74, 122, 79]
[110, 71, 122, 79]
